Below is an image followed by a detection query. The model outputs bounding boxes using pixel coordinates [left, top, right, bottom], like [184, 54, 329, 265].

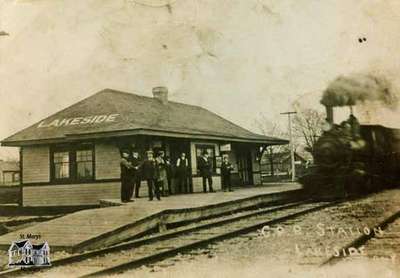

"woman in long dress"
[155, 151, 168, 197]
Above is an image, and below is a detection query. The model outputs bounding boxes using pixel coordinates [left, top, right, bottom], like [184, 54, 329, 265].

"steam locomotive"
[299, 106, 400, 198]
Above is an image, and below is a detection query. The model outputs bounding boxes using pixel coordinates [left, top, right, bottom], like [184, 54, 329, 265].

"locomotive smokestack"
[325, 105, 334, 124]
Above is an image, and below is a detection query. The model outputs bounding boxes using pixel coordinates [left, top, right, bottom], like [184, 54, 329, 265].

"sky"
[1, 0, 400, 159]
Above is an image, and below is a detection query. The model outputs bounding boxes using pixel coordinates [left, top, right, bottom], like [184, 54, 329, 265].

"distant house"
[260, 151, 307, 181]
[32, 242, 51, 266]
[8, 240, 33, 266]
[0, 160, 20, 185]
[1, 87, 288, 206]
[8, 240, 50, 267]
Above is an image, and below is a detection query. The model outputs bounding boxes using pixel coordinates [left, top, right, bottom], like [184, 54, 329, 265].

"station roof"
[1, 89, 288, 146]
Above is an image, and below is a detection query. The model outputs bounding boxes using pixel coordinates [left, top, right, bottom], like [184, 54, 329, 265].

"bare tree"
[253, 114, 290, 177]
[292, 108, 325, 156]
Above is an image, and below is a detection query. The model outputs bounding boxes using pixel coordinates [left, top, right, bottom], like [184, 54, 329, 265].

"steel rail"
[81, 202, 336, 277]
[1, 200, 310, 277]
[320, 210, 400, 266]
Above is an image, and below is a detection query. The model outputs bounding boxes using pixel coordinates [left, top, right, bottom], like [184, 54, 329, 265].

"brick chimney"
[152, 87, 168, 105]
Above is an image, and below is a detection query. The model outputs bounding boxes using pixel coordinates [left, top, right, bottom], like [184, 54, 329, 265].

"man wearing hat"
[155, 150, 168, 197]
[221, 154, 234, 192]
[176, 152, 189, 194]
[197, 150, 215, 193]
[129, 150, 142, 199]
[120, 149, 133, 202]
[141, 150, 160, 201]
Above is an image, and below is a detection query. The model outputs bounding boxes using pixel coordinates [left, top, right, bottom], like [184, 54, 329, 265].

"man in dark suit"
[120, 150, 133, 202]
[141, 150, 160, 201]
[165, 156, 173, 196]
[176, 152, 189, 194]
[197, 150, 214, 193]
[129, 150, 142, 199]
[221, 155, 234, 192]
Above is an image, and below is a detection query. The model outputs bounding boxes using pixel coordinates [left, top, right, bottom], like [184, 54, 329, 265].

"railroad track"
[321, 210, 400, 266]
[2, 200, 337, 277]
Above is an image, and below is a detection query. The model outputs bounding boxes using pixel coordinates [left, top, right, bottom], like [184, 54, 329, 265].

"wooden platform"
[0, 183, 302, 252]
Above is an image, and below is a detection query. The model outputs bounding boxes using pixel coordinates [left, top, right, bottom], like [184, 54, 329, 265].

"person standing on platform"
[120, 150, 133, 202]
[221, 155, 234, 192]
[198, 150, 215, 193]
[176, 152, 189, 194]
[141, 150, 160, 201]
[155, 151, 168, 197]
[165, 156, 173, 196]
[130, 150, 142, 199]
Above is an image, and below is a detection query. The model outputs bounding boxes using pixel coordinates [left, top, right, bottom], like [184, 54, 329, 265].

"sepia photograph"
[0, 0, 399, 277]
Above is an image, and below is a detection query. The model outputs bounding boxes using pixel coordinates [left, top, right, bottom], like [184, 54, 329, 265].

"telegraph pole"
[281, 111, 297, 182]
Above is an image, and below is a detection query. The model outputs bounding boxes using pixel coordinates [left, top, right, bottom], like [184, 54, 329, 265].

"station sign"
[152, 141, 162, 148]
[220, 143, 231, 152]
[37, 114, 120, 128]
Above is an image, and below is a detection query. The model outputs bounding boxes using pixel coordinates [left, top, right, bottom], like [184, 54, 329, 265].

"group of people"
[120, 149, 191, 202]
[120, 149, 235, 202]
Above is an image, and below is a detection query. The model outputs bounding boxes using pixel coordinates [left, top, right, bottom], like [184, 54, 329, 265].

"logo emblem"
[8, 240, 51, 267]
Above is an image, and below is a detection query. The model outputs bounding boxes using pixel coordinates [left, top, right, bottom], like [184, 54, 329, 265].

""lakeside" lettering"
[37, 114, 120, 128]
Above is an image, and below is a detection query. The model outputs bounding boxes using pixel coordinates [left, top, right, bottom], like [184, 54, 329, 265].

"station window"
[76, 150, 94, 179]
[53, 151, 70, 179]
[195, 144, 216, 173]
[51, 145, 94, 183]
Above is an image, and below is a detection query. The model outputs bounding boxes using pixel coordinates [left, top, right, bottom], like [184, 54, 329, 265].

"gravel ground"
[25, 203, 326, 277]
[119, 189, 400, 278]
[341, 215, 400, 277]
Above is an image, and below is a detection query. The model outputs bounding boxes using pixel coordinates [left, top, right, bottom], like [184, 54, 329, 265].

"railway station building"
[1, 87, 287, 206]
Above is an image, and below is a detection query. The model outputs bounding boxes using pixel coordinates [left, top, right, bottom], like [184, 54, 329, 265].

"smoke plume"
[321, 74, 398, 108]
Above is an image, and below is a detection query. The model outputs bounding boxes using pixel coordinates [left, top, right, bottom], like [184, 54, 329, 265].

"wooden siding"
[251, 149, 260, 171]
[23, 182, 120, 206]
[251, 149, 262, 185]
[95, 143, 121, 180]
[22, 146, 50, 183]
[0, 186, 19, 204]
[22, 178, 223, 206]
[192, 176, 221, 192]
[252, 172, 262, 185]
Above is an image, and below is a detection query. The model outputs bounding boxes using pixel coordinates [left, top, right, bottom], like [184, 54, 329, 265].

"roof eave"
[1, 129, 288, 147]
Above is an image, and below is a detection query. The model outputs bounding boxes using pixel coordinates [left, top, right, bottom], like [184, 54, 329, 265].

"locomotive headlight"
[350, 139, 366, 150]
[322, 121, 332, 132]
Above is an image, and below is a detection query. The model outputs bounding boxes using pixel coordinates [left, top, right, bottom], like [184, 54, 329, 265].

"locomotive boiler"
[299, 106, 400, 198]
